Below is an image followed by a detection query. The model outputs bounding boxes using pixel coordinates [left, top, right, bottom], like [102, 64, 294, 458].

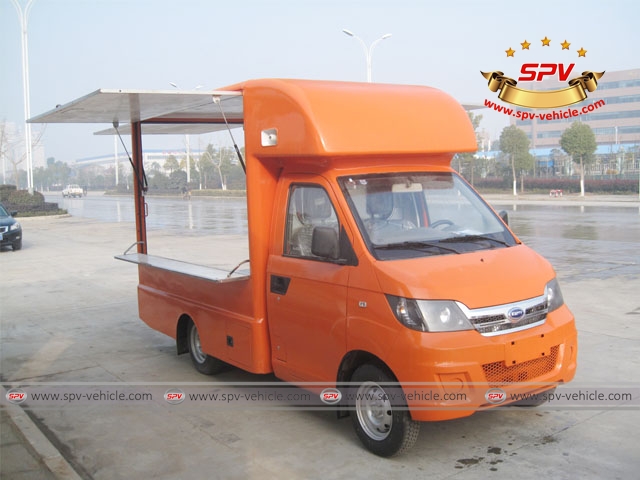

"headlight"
[545, 278, 564, 312]
[387, 295, 473, 332]
[387, 296, 425, 331]
[9, 222, 21, 232]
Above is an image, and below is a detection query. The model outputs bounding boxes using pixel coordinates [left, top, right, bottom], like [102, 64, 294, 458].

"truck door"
[267, 177, 352, 383]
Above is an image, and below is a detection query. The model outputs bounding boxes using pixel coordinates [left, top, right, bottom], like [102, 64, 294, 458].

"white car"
[62, 184, 84, 198]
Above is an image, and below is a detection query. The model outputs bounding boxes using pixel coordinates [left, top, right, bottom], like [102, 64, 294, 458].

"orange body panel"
[137, 265, 272, 373]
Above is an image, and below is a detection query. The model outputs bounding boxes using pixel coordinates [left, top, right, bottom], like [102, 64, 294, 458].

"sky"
[1, 0, 639, 163]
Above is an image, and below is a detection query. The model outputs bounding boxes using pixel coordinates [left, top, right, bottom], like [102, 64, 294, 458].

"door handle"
[270, 275, 291, 295]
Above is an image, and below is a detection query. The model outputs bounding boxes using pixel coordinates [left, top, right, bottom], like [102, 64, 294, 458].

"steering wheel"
[430, 219, 454, 229]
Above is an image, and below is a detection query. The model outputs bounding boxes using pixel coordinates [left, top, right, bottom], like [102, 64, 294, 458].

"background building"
[511, 68, 640, 176]
[513, 68, 640, 150]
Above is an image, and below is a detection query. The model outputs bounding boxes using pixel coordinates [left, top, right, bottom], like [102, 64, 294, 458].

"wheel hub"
[356, 382, 393, 440]
[189, 326, 206, 364]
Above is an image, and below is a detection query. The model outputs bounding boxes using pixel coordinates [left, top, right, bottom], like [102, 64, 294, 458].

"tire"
[350, 364, 421, 457]
[187, 320, 227, 375]
[12, 239, 22, 251]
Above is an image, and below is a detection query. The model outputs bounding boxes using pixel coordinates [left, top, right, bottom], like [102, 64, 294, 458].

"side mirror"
[499, 210, 509, 226]
[10, 211, 18, 217]
[311, 226, 339, 260]
[311, 226, 358, 266]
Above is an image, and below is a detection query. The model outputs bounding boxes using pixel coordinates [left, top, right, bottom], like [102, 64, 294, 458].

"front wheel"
[350, 364, 420, 457]
[187, 320, 227, 375]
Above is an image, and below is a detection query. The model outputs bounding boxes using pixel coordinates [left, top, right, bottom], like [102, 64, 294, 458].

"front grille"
[0, 226, 7, 234]
[482, 345, 559, 387]
[473, 314, 506, 325]
[457, 294, 549, 336]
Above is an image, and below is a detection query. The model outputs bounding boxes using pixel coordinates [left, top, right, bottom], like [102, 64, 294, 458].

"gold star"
[541, 36, 551, 46]
[521, 40, 531, 50]
[561, 40, 571, 50]
[577, 47, 587, 57]
[506, 47, 515, 57]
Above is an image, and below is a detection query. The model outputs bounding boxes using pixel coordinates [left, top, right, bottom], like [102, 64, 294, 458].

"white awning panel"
[93, 123, 238, 136]
[28, 89, 243, 133]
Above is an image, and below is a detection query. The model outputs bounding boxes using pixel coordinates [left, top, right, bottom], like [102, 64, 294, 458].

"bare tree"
[1, 120, 45, 189]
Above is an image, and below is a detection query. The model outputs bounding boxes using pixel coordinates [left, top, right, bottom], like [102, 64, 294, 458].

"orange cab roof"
[237, 79, 477, 158]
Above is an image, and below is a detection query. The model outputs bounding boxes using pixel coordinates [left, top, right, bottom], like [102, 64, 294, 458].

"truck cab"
[263, 158, 575, 457]
[29, 79, 577, 457]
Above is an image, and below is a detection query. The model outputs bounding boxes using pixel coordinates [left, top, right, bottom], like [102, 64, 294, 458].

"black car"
[0, 204, 22, 251]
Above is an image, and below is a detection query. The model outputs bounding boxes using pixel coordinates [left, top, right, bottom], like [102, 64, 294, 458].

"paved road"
[1, 196, 639, 479]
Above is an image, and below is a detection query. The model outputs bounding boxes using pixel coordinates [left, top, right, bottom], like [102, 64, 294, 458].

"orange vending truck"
[30, 79, 577, 456]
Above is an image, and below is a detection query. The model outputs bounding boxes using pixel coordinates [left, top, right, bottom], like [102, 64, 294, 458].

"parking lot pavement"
[1, 407, 56, 480]
[1, 403, 81, 480]
[1, 214, 639, 479]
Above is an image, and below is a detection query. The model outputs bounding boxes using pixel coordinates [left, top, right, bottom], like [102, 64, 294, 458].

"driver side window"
[284, 185, 339, 259]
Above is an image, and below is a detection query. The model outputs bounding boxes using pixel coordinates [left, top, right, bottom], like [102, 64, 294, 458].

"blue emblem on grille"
[508, 307, 525, 323]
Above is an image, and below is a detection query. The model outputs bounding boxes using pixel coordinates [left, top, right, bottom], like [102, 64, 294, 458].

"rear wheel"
[350, 364, 420, 457]
[187, 320, 227, 375]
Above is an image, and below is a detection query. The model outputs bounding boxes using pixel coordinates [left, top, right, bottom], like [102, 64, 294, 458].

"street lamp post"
[168, 83, 203, 184]
[342, 29, 392, 82]
[10, 0, 36, 193]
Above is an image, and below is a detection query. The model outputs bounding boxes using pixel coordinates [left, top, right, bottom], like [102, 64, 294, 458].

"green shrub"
[1, 186, 66, 216]
[473, 177, 639, 194]
[7, 189, 46, 206]
[0, 184, 17, 203]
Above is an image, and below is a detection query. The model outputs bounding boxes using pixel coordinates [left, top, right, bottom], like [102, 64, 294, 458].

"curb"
[4, 402, 83, 480]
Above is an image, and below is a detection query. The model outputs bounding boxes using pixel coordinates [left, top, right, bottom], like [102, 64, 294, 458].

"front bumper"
[0, 228, 21, 247]
[389, 305, 578, 421]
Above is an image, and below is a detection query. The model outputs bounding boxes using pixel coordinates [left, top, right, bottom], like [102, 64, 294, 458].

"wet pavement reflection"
[50, 193, 248, 235]
[496, 204, 639, 282]
[49, 194, 639, 282]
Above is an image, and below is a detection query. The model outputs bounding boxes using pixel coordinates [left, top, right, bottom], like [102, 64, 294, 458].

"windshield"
[338, 172, 517, 260]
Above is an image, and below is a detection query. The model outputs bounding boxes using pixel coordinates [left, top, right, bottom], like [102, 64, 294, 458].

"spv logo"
[518, 63, 575, 82]
[485, 388, 507, 404]
[164, 388, 185, 405]
[320, 388, 342, 405]
[6, 388, 27, 405]
[481, 36, 603, 109]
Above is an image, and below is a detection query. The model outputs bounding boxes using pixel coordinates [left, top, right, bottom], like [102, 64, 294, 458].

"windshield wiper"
[440, 234, 511, 247]
[372, 241, 461, 255]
